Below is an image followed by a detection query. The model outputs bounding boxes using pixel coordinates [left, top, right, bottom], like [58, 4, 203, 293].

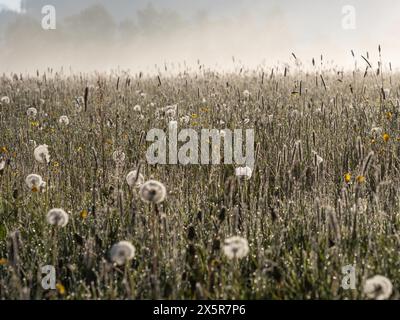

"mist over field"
[0, 0, 399, 73]
[2, 0, 400, 302]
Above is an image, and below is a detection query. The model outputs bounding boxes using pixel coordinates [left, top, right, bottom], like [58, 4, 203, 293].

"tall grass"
[0, 62, 400, 299]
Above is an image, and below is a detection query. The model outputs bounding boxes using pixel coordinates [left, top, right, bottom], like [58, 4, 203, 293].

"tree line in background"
[0, 2, 219, 71]
[2, 3, 207, 47]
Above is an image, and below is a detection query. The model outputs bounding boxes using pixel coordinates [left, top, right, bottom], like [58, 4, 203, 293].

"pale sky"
[0, 0, 21, 11]
[1, 0, 400, 72]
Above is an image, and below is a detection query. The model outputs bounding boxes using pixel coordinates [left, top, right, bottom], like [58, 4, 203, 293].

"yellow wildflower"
[80, 209, 88, 219]
[56, 283, 66, 295]
[344, 173, 351, 183]
[383, 133, 390, 142]
[0, 258, 8, 266]
[356, 175, 366, 184]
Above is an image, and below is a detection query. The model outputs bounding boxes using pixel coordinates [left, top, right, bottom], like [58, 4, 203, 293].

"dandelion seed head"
[180, 115, 190, 124]
[126, 170, 144, 187]
[370, 127, 382, 138]
[112, 150, 126, 164]
[110, 241, 136, 266]
[34, 144, 50, 164]
[1, 96, 10, 104]
[164, 104, 177, 117]
[139, 180, 167, 204]
[243, 90, 250, 98]
[364, 275, 393, 300]
[223, 236, 249, 260]
[26, 107, 38, 118]
[59, 115, 70, 126]
[25, 174, 43, 191]
[46, 208, 69, 227]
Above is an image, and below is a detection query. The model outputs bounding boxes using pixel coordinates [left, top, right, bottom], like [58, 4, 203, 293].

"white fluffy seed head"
[46, 208, 69, 227]
[26, 107, 38, 118]
[364, 275, 393, 300]
[235, 166, 252, 180]
[133, 104, 141, 112]
[110, 241, 136, 266]
[25, 174, 43, 191]
[370, 127, 383, 138]
[139, 180, 166, 204]
[112, 150, 126, 164]
[34, 144, 50, 164]
[126, 170, 144, 187]
[223, 236, 249, 260]
[59, 115, 70, 126]
[180, 115, 190, 124]
[163, 104, 177, 118]
[243, 90, 250, 98]
[1, 96, 10, 104]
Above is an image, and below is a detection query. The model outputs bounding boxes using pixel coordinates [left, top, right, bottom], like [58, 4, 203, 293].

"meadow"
[0, 60, 399, 300]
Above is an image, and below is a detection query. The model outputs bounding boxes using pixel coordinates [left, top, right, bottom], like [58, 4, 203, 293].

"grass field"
[0, 62, 399, 299]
